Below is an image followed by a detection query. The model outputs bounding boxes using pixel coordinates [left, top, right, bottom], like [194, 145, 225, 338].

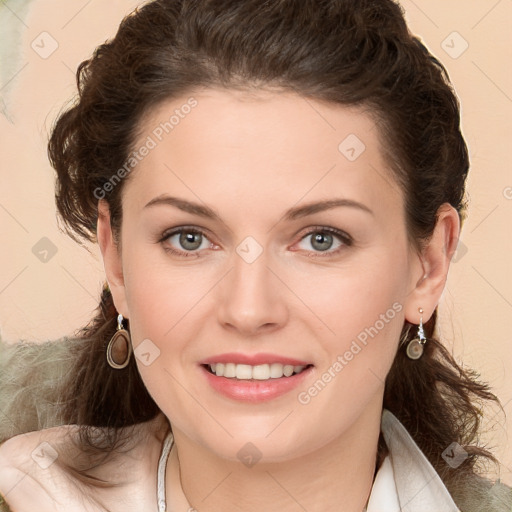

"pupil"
[313, 233, 332, 251]
[181, 232, 201, 250]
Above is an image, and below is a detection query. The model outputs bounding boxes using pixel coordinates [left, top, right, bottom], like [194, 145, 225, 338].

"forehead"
[123, 88, 402, 217]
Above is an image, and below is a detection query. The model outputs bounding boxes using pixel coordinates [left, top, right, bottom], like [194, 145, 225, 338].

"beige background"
[0, 0, 511, 483]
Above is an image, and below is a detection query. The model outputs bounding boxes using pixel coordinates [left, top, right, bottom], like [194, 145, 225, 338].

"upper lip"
[200, 352, 312, 366]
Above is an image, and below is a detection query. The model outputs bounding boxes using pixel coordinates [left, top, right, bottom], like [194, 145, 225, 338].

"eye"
[159, 227, 213, 257]
[158, 225, 352, 258]
[295, 227, 352, 257]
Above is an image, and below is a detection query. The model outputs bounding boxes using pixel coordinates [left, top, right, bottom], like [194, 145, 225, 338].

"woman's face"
[100, 88, 427, 462]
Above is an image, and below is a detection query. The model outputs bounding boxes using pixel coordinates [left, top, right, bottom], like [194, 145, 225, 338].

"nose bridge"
[217, 238, 287, 334]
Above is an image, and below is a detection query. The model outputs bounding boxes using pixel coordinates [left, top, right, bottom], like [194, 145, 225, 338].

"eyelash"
[158, 226, 353, 259]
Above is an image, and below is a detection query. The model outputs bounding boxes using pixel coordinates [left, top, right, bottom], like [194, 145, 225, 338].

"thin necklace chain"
[157, 431, 173, 512]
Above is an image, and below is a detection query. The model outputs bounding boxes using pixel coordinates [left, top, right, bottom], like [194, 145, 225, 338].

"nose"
[216, 249, 289, 337]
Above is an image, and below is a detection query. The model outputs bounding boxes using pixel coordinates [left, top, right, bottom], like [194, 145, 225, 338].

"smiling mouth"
[202, 362, 314, 380]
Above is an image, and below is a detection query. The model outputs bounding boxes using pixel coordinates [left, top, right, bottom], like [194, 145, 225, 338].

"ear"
[97, 199, 130, 318]
[404, 203, 460, 324]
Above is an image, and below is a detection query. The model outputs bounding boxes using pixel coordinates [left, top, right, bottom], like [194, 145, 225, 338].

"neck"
[168, 403, 382, 512]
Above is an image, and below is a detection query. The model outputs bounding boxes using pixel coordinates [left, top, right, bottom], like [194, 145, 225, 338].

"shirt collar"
[366, 409, 460, 511]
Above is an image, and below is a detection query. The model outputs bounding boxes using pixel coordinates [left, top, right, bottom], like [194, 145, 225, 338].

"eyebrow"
[143, 194, 373, 221]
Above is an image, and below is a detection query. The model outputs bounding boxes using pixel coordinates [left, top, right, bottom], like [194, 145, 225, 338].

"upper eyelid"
[160, 226, 214, 243]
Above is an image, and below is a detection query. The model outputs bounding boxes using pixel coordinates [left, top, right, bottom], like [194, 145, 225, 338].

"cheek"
[122, 241, 206, 338]
[290, 272, 405, 450]
[121, 255, 200, 420]
[299, 250, 408, 339]
[294, 248, 408, 399]
[313, 289, 403, 389]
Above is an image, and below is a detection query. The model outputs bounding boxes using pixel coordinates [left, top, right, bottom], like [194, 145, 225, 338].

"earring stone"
[106, 314, 133, 369]
[406, 308, 426, 360]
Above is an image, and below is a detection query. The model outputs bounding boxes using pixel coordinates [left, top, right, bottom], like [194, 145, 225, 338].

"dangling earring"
[406, 308, 427, 360]
[106, 314, 132, 369]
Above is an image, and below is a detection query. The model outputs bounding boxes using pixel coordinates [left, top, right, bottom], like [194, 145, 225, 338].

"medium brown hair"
[48, 0, 500, 502]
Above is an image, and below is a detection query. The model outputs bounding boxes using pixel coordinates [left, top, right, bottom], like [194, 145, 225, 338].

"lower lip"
[200, 365, 314, 402]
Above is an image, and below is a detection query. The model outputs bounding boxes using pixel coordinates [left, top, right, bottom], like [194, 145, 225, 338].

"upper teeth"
[209, 363, 306, 380]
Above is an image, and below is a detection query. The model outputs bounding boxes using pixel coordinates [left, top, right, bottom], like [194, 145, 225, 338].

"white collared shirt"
[367, 409, 459, 511]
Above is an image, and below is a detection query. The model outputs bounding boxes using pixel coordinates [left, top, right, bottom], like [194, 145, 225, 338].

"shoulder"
[0, 423, 80, 472]
[0, 425, 85, 512]
[0, 415, 170, 512]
